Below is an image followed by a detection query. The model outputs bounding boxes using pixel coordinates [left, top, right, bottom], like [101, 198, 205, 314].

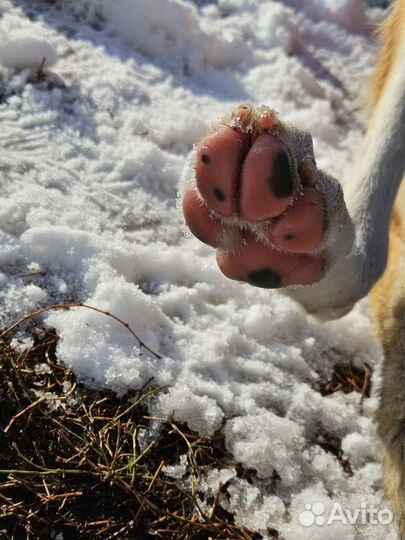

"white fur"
[289, 35, 405, 319]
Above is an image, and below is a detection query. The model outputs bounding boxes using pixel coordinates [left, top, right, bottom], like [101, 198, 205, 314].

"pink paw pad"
[182, 189, 220, 248]
[270, 188, 325, 253]
[184, 104, 328, 289]
[217, 235, 324, 288]
[240, 134, 296, 221]
[196, 125, 246, 217]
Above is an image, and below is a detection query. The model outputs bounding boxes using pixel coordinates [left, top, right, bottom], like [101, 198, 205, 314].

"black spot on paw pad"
[269, 151, 293, 199]
[246, 268, 282, 289]
[214, 187, 226, 202]
[201, 154, 211, 164]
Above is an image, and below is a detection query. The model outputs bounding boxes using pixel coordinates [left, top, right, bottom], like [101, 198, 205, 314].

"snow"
[342, 432, 376, 468]
[225, 412, 304, 484]
[288, 0, 367, 32]
[227, 479, 286, 531]
[0, 34, 58, 69]
[0, 0, 398, 538]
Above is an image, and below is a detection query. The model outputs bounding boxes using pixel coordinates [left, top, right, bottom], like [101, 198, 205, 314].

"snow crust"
[0, 1, 397, 538]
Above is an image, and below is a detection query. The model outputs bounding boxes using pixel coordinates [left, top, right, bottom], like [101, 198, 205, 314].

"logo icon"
[299, 503, 326, 527]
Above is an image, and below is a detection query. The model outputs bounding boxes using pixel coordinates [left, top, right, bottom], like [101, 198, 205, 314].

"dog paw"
[181, 103, 355, 316]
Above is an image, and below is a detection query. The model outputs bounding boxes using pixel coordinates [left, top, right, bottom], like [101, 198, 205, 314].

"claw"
[230, 103, 256, 132]
[256, 104, 279, 134]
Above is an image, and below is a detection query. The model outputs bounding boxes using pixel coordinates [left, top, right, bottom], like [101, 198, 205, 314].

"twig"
[0, 303, 161, 359]
[209, 481, 222, 520]
[4, 396, 47, 433]
[113, 385, 167, 423]
[361, 363, 372, 403]
[0, 468, 98, 477]
[132, 460, 165, 523]
[114, 442, 154, 474]
[37, 57, 46, 80]
[4, 381, 76, 433]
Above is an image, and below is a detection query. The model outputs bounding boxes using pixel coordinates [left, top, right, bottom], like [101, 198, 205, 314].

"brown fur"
[371, 0, 405, 109]
[369, 2, 405, 536]
[371, 220, 405, 537]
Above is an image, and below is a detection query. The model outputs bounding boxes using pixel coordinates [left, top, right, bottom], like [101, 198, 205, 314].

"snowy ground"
[0, 0, 398, 538]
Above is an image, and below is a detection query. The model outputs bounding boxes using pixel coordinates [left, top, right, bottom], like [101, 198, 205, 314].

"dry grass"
[0, 310, 267, 540]
[0, 305, 373, 539]
[321, 362, 372, 399]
